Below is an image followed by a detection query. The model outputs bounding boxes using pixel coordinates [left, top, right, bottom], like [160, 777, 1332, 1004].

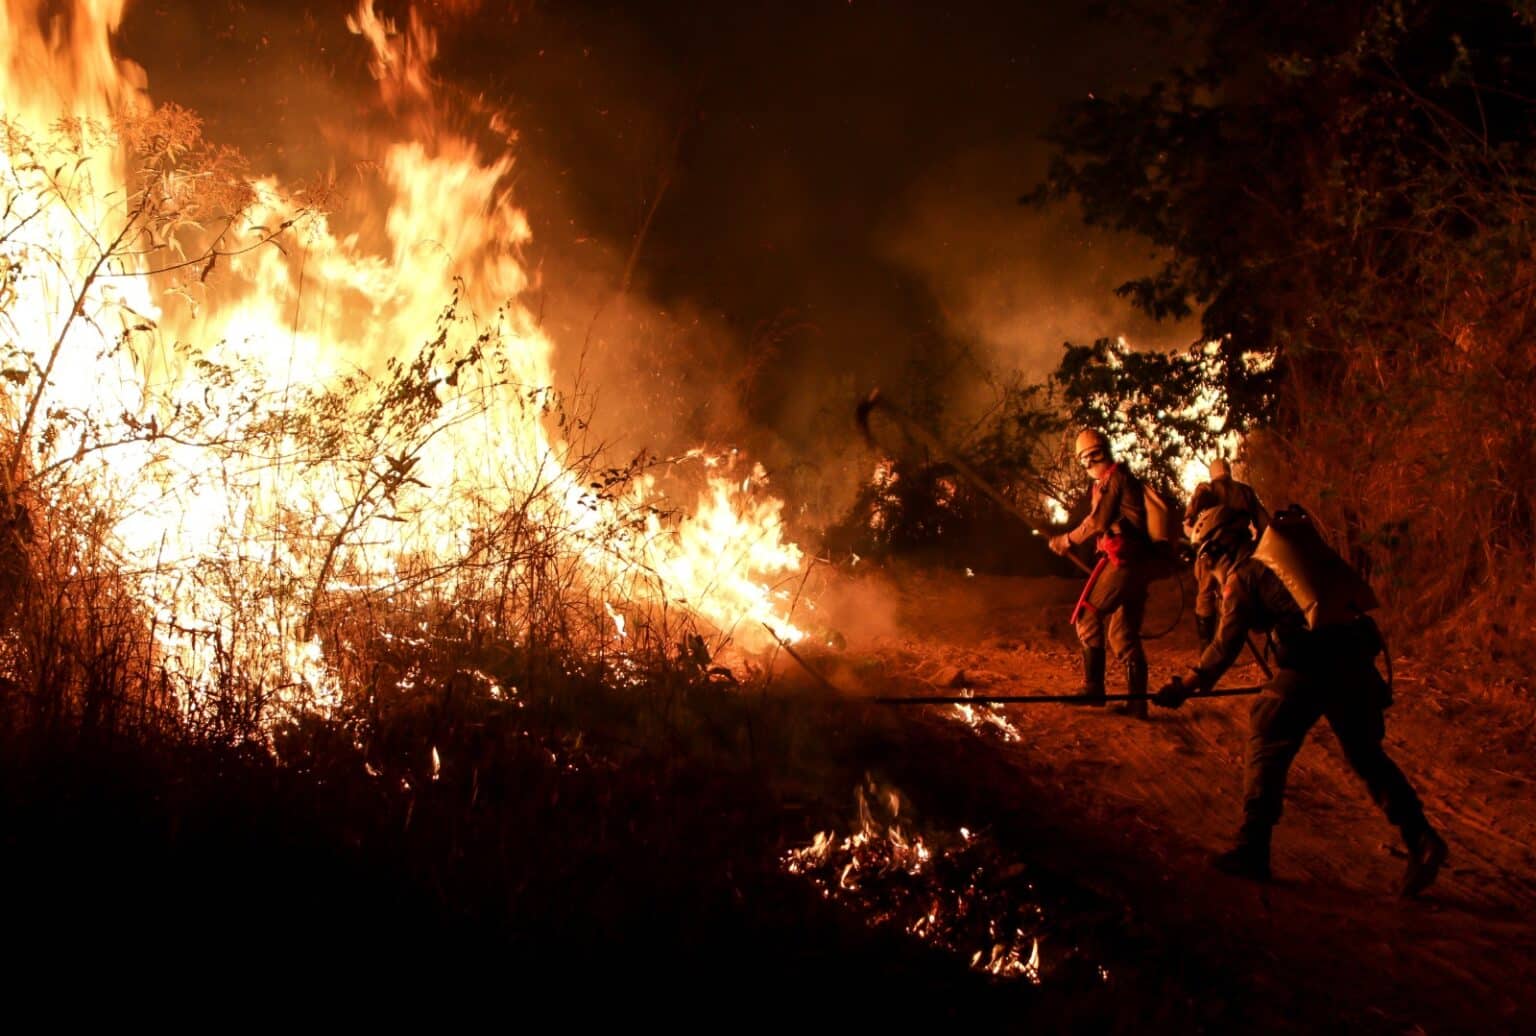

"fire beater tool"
[871, 685, 1265, 706]
[764, 622, 1266, 709]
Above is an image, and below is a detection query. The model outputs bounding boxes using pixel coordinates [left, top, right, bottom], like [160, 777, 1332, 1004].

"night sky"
[118, 0, 1196, 520]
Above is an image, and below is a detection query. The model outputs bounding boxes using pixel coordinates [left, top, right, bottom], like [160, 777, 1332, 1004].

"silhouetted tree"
[1029, 0, 1536, 640]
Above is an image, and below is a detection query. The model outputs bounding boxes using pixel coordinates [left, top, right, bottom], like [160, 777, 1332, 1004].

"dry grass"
[1247, 278, 1536, 713]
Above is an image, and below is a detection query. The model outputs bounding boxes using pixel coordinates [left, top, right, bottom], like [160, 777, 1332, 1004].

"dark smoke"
[116, 0, 1193, 533]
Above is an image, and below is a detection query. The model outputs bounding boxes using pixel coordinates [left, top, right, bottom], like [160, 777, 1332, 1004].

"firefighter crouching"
[1153, 505, 1448, 896]
[1048, 429, 1154, 720]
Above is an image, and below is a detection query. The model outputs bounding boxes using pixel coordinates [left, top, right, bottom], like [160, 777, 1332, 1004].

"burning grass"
[0, 4, 950, 1003]
[784, 778, 1068, 983]
[0, 7, 956, 1006]
[0, 593, 1053, 1020]
[0, 0, 812, 747]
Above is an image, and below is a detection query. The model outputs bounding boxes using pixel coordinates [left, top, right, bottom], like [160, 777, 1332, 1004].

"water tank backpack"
[1143, 483, 1174, 543]
[1251, 505, 1379, 630]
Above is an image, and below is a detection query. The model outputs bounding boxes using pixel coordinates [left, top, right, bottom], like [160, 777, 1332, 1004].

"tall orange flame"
[0, 0, 804, 726]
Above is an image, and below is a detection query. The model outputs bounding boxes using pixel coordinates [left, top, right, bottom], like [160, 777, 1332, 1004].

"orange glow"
[784, 781, 1046, 982]
[0, 0, 804, 727]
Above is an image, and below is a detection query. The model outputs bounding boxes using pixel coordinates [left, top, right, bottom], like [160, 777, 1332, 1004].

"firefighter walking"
[1154, 505, 1448, 896]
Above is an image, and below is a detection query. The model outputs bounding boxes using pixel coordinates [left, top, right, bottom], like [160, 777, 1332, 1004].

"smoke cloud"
[883, 145, 1195, 381]
[115, 0, 1194, 537]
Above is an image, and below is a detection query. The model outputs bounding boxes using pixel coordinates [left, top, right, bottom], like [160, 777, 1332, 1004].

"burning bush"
[0, 1, 813, 745]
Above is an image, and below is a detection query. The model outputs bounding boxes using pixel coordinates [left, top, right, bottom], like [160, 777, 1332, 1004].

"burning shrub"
[0, 3, 811, 745]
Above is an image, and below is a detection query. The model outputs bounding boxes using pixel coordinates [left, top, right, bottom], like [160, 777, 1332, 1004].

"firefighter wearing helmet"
[1047, 428, 1154, 719]
[1153, 505, 1447, 895]
[1183, 457, 1270, 647]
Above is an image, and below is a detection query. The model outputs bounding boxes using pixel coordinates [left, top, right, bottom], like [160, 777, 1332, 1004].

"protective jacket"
[1186, 542, 1427, 864]
[1185, 476, 1271, 532]
[1066, 463, 1149, 566]
[1193, 542, 1382, 692]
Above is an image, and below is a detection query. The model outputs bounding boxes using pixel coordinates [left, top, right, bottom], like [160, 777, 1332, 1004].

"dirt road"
[808, 563, 1536, 1033]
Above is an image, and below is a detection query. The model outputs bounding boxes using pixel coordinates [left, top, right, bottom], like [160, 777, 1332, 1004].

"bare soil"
[802, 562, 1536, 1034]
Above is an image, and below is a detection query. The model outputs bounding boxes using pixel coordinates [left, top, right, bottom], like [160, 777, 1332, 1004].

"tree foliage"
[1049, 337, 1245, 506]
[1031, 0, 1536, 372]
[1030, 0, 1536, 653]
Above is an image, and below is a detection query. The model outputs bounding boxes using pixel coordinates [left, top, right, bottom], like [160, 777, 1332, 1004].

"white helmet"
[1192, 505, 1250, 561]
[1074, 428, 1110, 465]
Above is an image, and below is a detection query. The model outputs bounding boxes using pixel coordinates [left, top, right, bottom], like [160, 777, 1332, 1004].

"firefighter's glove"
[1153, 675, 1194, 709]
[1047, 534, 1070, 556]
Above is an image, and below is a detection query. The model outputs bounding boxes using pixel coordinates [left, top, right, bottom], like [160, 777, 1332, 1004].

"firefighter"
[1153, 506, 1448, 896]
[1184, 458, 1270, 648]
[1047, 429, 1153, 719]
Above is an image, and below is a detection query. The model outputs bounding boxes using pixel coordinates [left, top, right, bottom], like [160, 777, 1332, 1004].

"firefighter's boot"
[1112, 655, 1149, 719]
[1211, 826, 1272, 882]
[1400, 827, 1447, 898]
[1071, 646, 1106, 706]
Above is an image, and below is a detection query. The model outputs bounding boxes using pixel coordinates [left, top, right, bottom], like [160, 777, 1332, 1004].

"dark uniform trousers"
[1242, 661, 1429, 843]
[1194, 552, 1221, 621]
[1074, 562, 1149, 667]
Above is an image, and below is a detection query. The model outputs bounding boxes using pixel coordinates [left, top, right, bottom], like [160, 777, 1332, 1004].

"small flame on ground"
[783, 781, 1050, 983]
[950, 689, 1021, 742]
[974, 934, 1042, 981]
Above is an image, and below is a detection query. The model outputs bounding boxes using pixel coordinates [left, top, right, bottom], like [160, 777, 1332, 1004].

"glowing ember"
[973, 935, 1041, 981]
[867, 459, 897, 534]
[950, 689, 1021, 742]
[0, 0, 806, 729]
[784, 780, 1053, 982]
